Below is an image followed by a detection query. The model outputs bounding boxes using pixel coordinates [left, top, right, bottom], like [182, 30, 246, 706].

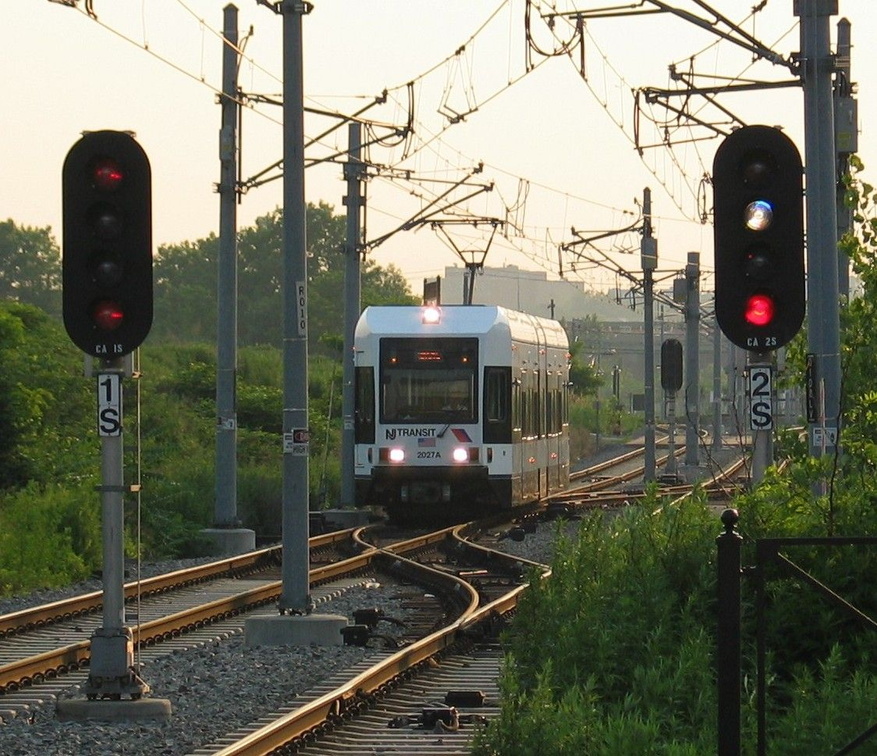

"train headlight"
[422, 306, 441, 324]
[452, 447, 469, 463]
[379, 447, 406, 463]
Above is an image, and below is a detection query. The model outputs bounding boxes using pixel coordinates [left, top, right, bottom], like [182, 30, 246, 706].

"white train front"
[353, 305, 570, 522]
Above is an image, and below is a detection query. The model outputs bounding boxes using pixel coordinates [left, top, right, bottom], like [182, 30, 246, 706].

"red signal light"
[92, 300, 125, 331]
[92, 158, 124, 192]
[744, 294, 775, 327]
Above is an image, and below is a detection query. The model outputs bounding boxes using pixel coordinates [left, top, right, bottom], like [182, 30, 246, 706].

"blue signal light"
[745, 199, 774, 232]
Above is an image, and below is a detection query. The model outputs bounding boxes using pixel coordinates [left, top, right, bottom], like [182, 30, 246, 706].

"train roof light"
[422, 306, 441, 324]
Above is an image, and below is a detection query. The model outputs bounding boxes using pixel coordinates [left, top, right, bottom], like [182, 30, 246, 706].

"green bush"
[0, 482, 100, 593]
[474, 476, 877, 754]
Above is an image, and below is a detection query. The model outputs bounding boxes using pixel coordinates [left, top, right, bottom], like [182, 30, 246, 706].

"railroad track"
[189, 521, 543, 756]
[0, 441, 748, 752]
[0, 528, 361, 695]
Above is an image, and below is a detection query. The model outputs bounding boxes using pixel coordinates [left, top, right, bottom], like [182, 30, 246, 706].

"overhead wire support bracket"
[546, 0, 795, 72]
[363, 168, 493, 252]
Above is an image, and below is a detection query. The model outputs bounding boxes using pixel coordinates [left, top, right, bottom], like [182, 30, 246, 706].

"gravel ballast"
[0, 525, 571, 755]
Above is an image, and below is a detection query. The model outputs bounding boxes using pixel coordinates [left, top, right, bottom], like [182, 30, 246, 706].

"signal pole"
[57, 131, 170, 719]
[684, 252, 700, 467]
[641, 187, 657, 483]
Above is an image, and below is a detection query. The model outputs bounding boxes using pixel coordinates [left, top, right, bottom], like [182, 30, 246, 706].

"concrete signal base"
[200, 527, 256, 556]
[56, 697, 172, 722]
[245, 614, 347, 647]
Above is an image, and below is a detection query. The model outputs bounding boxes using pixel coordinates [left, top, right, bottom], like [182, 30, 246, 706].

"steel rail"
[0, 526, 456, 693]
[0, 528, 353, 638]
[208, 524, 525, 756]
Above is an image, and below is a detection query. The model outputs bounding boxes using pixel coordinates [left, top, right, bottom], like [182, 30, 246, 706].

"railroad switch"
[340, 624, 370, 646]
[353, 607, 406, 630]
[421, 706, 459, 730]
[445, 689, 486, 707]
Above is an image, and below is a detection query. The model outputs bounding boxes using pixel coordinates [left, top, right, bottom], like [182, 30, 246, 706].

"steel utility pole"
[641, 187, 657, 483]
[341, 122, 363, 508]
[210, 4, 256, 556]
[279, 0, 310, 614]
[834, 16, 855, 298]
[246, 0, 345, 646]
[797, 0, 841, 461]
[684, 252, 700, 467]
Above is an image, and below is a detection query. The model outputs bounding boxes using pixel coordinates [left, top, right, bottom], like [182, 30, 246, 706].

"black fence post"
[717, 508, 742, 755]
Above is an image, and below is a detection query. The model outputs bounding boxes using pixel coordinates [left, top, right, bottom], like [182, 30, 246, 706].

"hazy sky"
[6, 1, 875, 296]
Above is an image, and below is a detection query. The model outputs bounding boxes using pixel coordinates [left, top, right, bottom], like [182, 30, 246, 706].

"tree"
[152, 235, 218, 342]
[154, 203, 416, 348]
[0, 220, 61, 317]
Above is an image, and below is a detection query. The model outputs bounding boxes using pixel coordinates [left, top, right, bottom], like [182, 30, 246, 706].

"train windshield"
[380, 337, 478, 424]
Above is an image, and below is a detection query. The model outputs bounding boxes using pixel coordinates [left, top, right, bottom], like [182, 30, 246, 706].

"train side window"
[484, 367, 511, 443]
[354, 367, 375, 443]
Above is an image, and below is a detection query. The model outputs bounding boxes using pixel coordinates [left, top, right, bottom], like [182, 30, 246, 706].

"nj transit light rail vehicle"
[353, 305, 571, 523]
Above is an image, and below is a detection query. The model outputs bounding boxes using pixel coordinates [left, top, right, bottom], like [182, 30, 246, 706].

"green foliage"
[152, 203, 416, 348]
[475, 479, 877, 754]
[0, 220, 61, 317]
[0, 482, 100, 593]
[0, 201, 418, 594]
[473, 494, 719, 755]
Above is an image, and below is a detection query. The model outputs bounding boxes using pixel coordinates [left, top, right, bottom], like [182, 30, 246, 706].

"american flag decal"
[418, 437, 436, 447]
[451, 428, 472, 442]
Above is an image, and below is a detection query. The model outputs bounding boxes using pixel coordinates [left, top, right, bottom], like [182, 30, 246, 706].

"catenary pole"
[216, 3, 240, 528]
[834, 16, 855, 298]
[280, 0, 310, 613]
[797, 0, 841, 461]
[341, 122, 363, 507]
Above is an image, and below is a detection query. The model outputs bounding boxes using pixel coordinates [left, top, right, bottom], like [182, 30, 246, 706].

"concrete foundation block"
[200, 528, 256, 555]
[56, 698, 172, 722]
[245, 614, 347, 647]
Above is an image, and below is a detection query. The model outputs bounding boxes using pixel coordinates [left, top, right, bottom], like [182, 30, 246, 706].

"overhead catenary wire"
[57, 0, 763, 291]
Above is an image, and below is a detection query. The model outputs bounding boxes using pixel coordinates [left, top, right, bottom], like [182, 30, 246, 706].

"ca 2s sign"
[749, 366, 773, 431]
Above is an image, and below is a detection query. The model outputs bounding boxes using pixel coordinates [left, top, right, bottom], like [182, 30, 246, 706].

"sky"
[6, 0, 876, 299]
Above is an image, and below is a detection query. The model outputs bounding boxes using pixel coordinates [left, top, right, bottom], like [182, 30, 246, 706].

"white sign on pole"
[97, 373, 122, 437]
[749, 366, 773, 431]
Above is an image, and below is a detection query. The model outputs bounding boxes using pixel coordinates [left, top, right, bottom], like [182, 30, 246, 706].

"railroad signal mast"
[713, 125, 805, 482]
[712, 125, 805, 353]
[58, 131, 163, 710]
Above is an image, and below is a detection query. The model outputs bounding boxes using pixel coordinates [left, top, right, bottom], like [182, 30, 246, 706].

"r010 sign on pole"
[749, 366, 773, 431]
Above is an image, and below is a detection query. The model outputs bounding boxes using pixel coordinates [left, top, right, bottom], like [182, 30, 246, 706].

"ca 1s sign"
[98, 373, 122, 437]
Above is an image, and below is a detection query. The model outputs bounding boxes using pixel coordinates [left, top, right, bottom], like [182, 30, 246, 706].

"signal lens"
[388, 448, 405, 463]
[92, 256, 124, 288]
[741, 154, 773, 187]
[744, 294, 775, 327]
[92, 158, 124, 192]
[745, 200, 773, 232]
[743, 247, 772, 281]
[88, 202, 123, 240]
[452, 447, 469, 463]
[92, 300, 125, 331]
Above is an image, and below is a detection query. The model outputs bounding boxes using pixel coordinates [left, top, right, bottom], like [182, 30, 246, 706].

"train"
[353, 304, 571, 522]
